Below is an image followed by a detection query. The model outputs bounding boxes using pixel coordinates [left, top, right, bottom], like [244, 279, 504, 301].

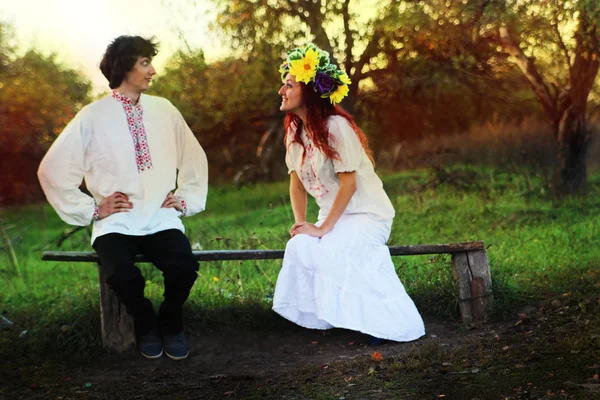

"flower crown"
[279, 43, 351, 105]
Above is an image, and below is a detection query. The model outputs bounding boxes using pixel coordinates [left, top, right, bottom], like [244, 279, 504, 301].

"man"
[38, 36, 208, 360]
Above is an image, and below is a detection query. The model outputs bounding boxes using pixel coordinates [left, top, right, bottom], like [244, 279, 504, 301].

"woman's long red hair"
[284, 82, 374, 165]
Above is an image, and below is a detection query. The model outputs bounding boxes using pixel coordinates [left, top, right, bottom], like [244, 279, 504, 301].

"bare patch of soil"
[2, 297, 600, 400]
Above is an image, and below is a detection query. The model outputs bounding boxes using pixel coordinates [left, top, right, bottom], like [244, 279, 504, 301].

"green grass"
[1, 167, 600, 359]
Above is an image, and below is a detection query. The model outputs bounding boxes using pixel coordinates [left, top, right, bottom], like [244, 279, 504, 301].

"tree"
[488, 0, 600, 196]
[208, 1, 538, 146]
[173, 0, 599, 188]
[0, 21, 15, 74]
[358, 0, 599, 193]
[355, 0, 536, 153]
[0, 21, 92, 205]
[209, 0, 405, 113]
[149, 47, 286, 181]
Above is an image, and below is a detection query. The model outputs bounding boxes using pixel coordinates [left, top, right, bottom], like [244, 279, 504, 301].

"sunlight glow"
[1, 0, 223, 93]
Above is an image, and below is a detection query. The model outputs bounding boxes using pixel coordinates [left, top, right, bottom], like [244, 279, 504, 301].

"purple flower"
[315, 72, 335, 94]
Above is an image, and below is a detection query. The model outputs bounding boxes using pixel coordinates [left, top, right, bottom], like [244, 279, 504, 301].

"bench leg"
[451, 249, 493, 324]
[98, 263, 136, 353]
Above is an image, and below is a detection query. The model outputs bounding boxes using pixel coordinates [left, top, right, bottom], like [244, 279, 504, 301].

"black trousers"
[93, 229, 198, 336]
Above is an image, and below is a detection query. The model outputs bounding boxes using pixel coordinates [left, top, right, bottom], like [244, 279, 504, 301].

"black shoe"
[138, 331, 163, 359]
[163, 332, 189, 360]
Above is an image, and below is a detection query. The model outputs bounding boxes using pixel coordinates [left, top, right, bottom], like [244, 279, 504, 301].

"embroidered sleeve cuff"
[92, 205, 100, 221]
[178, 198, 187, 217]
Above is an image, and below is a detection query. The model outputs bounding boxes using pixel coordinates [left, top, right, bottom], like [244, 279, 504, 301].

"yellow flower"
[288, 48, 319, 83]
[339, 72, 352, 85]
[329, 84, 349, 104]
[278, 62, 288, 75]
[212, 276, 220, 282]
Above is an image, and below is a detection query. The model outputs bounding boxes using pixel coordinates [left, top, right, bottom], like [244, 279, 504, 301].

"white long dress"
[272, 116, 425, 342]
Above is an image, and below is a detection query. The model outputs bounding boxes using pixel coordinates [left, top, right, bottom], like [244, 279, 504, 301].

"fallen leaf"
[503, 346, 510, 351]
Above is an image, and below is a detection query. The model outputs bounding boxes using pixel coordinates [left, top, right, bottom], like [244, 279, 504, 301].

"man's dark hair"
[100, 36, 159, 89]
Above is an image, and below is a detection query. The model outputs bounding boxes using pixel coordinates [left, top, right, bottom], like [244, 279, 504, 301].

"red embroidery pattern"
[301, 143, 329, 199]
[92, 205, 100, 221]
[112, 90, 153, 172]
[179, 198, 187, 217]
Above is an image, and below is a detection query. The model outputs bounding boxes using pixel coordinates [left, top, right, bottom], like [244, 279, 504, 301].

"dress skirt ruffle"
[273, 214, 425, 342]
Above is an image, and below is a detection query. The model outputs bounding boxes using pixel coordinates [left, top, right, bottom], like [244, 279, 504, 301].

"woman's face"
[278, 73, 305, 115]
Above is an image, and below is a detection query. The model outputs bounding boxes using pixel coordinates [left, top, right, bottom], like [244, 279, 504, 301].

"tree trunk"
[553, 108, 589, 196]
[498, 10, 599, 198]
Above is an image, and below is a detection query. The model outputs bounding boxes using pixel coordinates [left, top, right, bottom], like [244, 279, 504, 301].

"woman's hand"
[290, 221, 329, 238]
[289, 221, 306, 237]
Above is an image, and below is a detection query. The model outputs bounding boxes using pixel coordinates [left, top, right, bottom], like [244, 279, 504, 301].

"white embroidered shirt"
[38, 92, 208, 244]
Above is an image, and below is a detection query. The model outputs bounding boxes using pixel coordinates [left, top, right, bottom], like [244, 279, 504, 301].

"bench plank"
[41, 241, 485, 262]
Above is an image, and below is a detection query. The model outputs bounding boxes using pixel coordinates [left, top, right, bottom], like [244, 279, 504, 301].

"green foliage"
[0, 21, 15, 73]
[201, 1, 561, 153]
[202, 0, 599, 194]
[359, 37, 534, 150]
[149, 45, 283, 180]
[0, 20, 92, 205]
[495, 0, 600, 82]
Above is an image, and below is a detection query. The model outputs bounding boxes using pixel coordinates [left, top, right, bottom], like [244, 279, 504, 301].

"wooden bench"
[41, 241, 492, 352]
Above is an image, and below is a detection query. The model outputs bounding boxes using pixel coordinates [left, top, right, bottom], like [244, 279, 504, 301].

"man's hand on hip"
[98, 192, 133, 220]
[161, 192, 183, 212]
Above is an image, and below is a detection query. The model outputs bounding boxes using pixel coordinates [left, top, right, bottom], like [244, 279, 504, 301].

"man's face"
[123, 56, 156, 93]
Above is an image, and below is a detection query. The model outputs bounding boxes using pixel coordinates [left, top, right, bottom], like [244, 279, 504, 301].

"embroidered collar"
[112, 90, 141, 106]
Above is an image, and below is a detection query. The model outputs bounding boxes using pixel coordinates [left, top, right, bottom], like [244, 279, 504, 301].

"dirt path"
[3, 303, 600, 400]
[3, 317, 472, 399]
[83, 318, 457, 379]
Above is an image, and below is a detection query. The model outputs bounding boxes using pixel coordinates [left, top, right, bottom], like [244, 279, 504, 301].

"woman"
[272, 43, 425, 343]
